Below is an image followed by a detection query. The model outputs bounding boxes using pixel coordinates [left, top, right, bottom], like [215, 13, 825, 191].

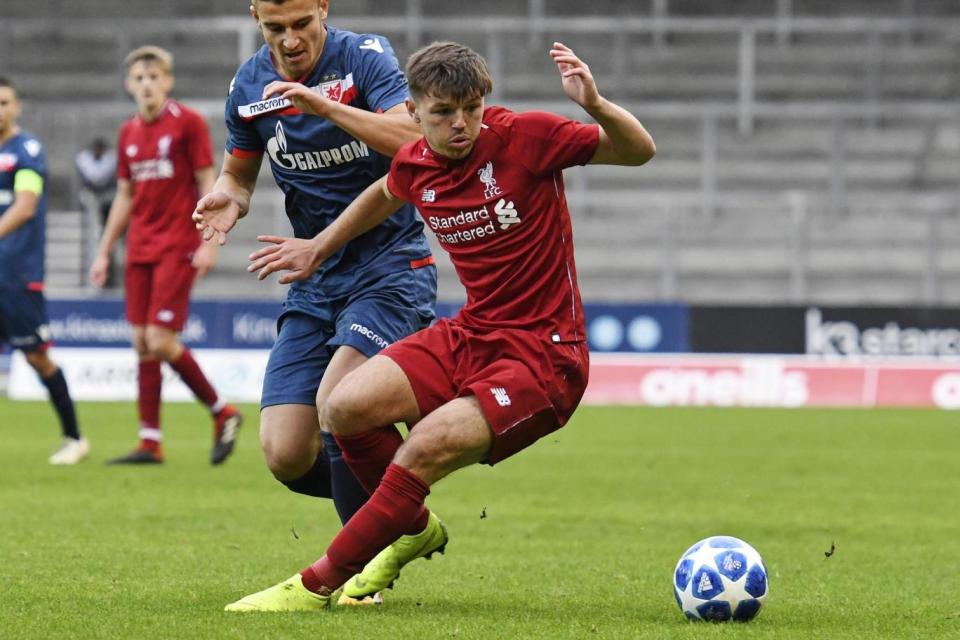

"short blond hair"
[124, 46, 174, 74]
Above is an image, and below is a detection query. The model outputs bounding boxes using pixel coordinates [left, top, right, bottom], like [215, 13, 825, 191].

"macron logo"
[351, 323, 389, 349]
[359, 38, 384, 54]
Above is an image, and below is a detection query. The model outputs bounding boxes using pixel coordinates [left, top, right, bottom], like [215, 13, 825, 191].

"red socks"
[301, 463, 430, 592]
[334, 426, 404, 494]
[169, 348, 219, 408]
[137, 360, 162, 445]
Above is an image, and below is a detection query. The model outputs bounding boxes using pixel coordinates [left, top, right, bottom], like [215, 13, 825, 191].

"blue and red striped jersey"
[225, 27, 432, 306]
[0, 130, 46, 289]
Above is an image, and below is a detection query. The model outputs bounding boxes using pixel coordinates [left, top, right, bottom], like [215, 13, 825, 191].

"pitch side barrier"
[8, 300, 960, 408]
[5, 299, 684, 402]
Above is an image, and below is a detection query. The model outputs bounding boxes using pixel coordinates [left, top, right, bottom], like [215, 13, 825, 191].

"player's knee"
[143, 332, 176, 360]
[261, 438, 313, 480]
[132, 335, 149, 357]
[322, 381, 369, 437]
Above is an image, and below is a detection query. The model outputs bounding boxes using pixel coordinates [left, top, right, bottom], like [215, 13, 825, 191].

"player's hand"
[549, 42, 602, 110]
[248, 235, 326, 285]
[89, 254, 110, 288]
[262, 81, 334, 118]
[192, 239, 218, 280]
[193, 191, 242, 245]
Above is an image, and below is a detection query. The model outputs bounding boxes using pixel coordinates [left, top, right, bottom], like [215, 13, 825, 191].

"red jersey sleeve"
[386, 144, 416, 202]
[499, 109, 599, 178]
[185, 111, 214, 172]
[115, 124, 130, 181]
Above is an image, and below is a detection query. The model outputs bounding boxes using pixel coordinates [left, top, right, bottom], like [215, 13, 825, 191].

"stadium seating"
[5, 1, 958, 304]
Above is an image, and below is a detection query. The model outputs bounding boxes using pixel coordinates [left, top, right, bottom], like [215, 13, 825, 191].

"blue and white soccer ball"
[673, 535, 768, 622]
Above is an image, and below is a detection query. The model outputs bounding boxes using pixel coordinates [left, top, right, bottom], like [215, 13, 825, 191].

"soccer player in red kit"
[224, 41, 655, 610]
[90, 46, 241, 465]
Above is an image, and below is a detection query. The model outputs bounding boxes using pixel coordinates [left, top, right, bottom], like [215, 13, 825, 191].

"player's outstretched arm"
[89, 179, 133, 288]
[193, 152, 261, 245]
[248, 176, 404, 284]
[262, 81, 420, 156]
[549, 42, 656, 166]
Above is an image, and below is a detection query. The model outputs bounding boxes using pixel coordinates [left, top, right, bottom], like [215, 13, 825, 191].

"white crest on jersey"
[478, 161, 502, 199]
[157, 135, 172, 158]
[24, 139, 41, 157]
[359, 38, 384, 54]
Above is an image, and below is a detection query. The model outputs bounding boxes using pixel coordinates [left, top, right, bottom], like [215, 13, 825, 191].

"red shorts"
[383, 318, 589, 465]
[125, 258, 196, 331]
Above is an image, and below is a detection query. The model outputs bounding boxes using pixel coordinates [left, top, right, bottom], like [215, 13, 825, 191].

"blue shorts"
[0, 289, 50, 352]
[261, 265, 437, 408]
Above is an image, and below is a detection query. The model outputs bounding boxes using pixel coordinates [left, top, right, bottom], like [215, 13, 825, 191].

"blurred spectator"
[75, 137, 116, 226]
[76, 137, 117, 286]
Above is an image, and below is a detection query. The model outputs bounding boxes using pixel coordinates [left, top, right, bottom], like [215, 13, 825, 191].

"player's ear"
[249, 3, 259, 22]
[406, 98, 419, 123]
[318, 0, 329, 20]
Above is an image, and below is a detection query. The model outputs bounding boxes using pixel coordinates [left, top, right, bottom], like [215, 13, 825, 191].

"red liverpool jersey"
[117, 100, 213, 263]
[388, 106, 599, 342]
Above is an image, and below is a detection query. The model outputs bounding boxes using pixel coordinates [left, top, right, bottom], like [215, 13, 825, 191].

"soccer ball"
[673, 535, 768, 622]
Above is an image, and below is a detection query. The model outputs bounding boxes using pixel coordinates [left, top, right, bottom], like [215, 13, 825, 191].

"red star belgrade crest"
[322, 81, 342, 102]
[317, 73, 356, 105]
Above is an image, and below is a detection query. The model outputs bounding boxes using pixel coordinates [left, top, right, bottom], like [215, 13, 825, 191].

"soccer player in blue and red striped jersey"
[0, 77, 88, 465]
[192, 0, 437, 602]
[224, 40, 655, 610]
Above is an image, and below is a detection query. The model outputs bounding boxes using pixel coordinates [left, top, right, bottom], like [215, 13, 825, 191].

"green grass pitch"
[2, 398, 957, 639]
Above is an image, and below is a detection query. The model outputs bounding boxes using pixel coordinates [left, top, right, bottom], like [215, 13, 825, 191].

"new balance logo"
[495, 198, 520, 230]
[491, 387, 511, 407]
[422, 189, 436, 202]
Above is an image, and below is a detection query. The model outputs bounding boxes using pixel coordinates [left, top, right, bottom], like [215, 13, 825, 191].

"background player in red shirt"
[225, 40, 655, 610]
[89, 46, 241, 465]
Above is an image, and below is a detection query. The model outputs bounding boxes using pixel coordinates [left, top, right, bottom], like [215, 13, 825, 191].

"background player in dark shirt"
[193, 0, 436, 604]
[225, 40, 655, 610]
[0, 76, 88, 465]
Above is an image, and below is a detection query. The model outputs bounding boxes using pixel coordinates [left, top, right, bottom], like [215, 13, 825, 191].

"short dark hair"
[0, 76, 15, 93]
[405, 42, 493, 102]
